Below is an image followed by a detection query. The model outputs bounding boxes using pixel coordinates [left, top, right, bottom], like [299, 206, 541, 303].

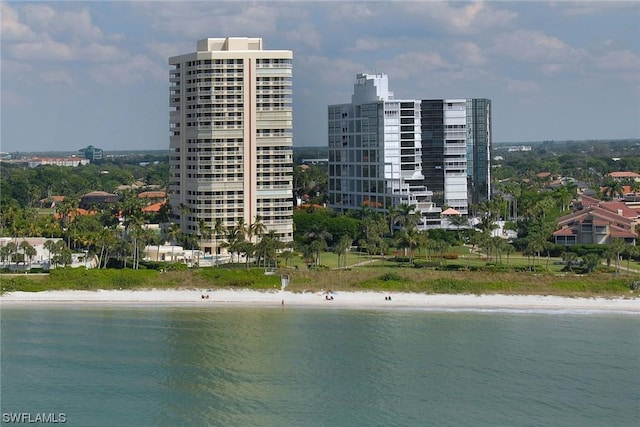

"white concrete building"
[0, 237, 96, 270]
[328, 73, 441, 228]
[168, 37, 294, 255]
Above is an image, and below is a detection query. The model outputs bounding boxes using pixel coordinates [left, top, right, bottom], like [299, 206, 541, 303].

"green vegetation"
[3, 141, 640, 298]
[2, 262, 637, 298]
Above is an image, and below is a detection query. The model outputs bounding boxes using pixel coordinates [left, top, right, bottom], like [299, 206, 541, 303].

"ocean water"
[1, 306, 638, 427]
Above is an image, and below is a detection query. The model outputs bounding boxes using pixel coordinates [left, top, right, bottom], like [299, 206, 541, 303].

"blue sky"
[2, 1, 639, 152]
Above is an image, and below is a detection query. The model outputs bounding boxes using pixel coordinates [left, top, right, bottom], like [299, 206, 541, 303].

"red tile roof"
[142, 201, 165, 213]
[138, 191, 166, 198]
[609, 171, 640, 178]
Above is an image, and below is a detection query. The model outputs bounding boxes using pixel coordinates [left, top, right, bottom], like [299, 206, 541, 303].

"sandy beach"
[1, 289, 638, 313]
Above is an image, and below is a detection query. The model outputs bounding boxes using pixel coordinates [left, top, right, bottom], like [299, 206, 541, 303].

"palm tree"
[96, 227, 118, 269]
[335, 235, 352, 268]
[359, 213, 389, 258]
[20, 241, 37, 266]
[221, 228, 244, 266]
[396, 228, 420, 264]
[167, 223, 182, 262]
[562, 251, 578, 272]
[197, 218, 213, 256]
[56, 198, 78, 231]
[448, 214, 468, 243]
[627, 179, 640, 200]
[392, 203, 421, 231]
[234, 218, 249, 241]
[0, 245, 9, 265]
[609, 238, 627, 274]
[43, 239, 56, 267]
[623, 243, 638, 274]
[602, 178, 624, 200]
[52, 240, 71, 268]
[211, 218, 226, 259]
[237, 241, 254, 269]
[552, 185, 575, 213]
[304, 223, 332, 266]
[503, 243, 515, 265]
[582, 253, 602, 273]
[249, 214, 266, 242]
[255, 230, 282, 269]
[281, 249, 294, 269]
[5, 241, 17, 267]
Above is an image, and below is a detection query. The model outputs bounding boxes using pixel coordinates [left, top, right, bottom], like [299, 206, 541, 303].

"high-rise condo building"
[328, 73, 491, 227]
[328, 73, 441, 228]
[169, 38, 294, 255]
[421, 98, 492, 215]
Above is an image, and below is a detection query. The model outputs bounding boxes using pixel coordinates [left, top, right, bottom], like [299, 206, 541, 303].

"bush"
[413, 260, 441, 269]
[379, 272, 406, 282]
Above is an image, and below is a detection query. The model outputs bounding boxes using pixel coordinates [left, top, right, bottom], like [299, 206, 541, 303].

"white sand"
[1, 289, 638, 313]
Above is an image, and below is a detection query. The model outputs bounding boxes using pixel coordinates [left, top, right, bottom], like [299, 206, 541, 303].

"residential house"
[553, 195, 637, 245]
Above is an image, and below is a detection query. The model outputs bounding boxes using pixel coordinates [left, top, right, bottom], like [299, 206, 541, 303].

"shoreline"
[1, 289, 638, 313]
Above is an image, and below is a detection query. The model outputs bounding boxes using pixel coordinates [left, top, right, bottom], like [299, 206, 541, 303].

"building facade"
[328, 74, 440, 228]
[421, 98, 492, 214]
[328, 73, 491, 226]
[79, 145, 104, 163]
[168, 38, 294, 254]
[27, 157, 90, 168]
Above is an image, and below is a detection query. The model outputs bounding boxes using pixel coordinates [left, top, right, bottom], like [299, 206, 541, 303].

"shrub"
[379, 272, 406, 282]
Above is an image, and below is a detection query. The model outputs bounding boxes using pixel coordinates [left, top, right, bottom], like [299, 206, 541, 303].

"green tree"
[358, 215, 388, 258]
[609, 238, 627, 274]
[602, 178, 624, 200]
[19, 240, 37, 265]
[5, 241, 17, 266]
[304, 223, 332, 266]
[562, 251, 578, 272]
[334, 235, 352, 268]
[249, 215, 266, 242]
[396, 228, 420, 264]
[448, 215, 468, 243]
[582, 253, 602, 273]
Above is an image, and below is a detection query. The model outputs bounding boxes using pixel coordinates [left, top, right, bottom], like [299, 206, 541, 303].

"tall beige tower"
[169, 37, 293, 256]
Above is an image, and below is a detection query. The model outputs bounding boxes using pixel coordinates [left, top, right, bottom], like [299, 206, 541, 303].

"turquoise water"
[1, 307, 639, 426]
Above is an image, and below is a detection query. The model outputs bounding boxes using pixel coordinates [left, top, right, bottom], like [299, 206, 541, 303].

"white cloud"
[89, 54, 165, 85]
[402, 1, 517, 34]
[9, 37, 125, 63]
[284, 22, 322, 51]
[595, 50, 640, 71]
[40, 69, 74, 86]
[452, 42, 487, 66]
[0, 2, 37, 41]
[297, 55, 364, 87]
[492, 29, 589, 73]
[326, 2, 377, 20]
[378, 51, 454, 81]
[22, 4, 103, 41]
[10, 36, 75, 61]
[137, 2, 280, 40]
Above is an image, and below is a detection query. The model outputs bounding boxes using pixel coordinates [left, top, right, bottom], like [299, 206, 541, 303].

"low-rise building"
[28, 157, 89, 168]
[553, 195, 637, 245]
